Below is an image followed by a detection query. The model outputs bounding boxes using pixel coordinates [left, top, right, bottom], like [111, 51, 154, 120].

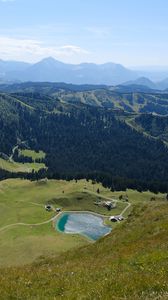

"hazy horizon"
[1, 56, 168, 72]
[0, 0, 168, 67]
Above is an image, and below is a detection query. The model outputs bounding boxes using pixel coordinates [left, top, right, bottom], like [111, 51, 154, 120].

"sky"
[0, 0, 168, 66]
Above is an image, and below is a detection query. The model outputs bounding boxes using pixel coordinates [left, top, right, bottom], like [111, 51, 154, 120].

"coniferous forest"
[1, 84, 168, 193]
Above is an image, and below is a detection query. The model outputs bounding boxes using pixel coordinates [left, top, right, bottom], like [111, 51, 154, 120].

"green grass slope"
[0, 180, 167, 299]
[0, 179, 164, 268]
[0, 178, 117, 267]
[20, 149, 46, 160]
[0, 157, 45, 172]
[0, 179, 93, 267]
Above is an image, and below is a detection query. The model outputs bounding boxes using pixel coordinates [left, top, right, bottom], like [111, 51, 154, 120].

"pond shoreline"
[55, 211, 112, 241]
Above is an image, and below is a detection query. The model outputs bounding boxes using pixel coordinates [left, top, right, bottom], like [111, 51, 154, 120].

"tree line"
[1, 92, 168, 193]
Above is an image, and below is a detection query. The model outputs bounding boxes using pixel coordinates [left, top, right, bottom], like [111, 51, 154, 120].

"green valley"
[1, 83, 168, 299]
[1, 1, 168, 298]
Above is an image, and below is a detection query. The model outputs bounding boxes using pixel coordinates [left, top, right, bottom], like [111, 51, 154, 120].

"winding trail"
[0, 216, 58, 233]
[9, 145, 18, 162]
[0, 189, 132, 234]
[120, 202, 132, 216]
[85, 189, 132, 217]
[15, 199, 44, 208]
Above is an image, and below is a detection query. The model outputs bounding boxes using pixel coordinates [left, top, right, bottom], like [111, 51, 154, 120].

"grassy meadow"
[0, 178, 165, 268]
[0, 187, 167, 299]
[0, 157, 45, 172]
[20, 149, 46, 160]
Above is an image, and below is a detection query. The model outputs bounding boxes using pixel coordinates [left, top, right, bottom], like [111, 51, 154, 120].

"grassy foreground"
[0, 179, 97, 267]
[0, 179, 167, 299]
[0, 178, 164, 268]
[0, 178, 120, 267]
[0, 196, 168, 299]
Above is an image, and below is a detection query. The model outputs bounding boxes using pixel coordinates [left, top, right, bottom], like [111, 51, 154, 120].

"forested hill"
[1, 82, 168, 114]
[133, 113, 168, 142]
[1, 86, 168, 192]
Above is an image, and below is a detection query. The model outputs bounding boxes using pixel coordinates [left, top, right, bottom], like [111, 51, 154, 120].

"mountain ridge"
[0, 57, 139, 85]
[123, 76, 168, 90]
[1, 57, 168, 89]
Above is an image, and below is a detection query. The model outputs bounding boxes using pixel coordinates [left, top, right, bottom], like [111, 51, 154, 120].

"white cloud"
[59, 45, 88, 54]
[0, 36, 89, 62]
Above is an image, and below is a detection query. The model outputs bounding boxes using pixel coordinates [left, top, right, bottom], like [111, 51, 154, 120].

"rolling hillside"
[0, 189, 167, 300]
[1, 87, 168, 192]
[2, 82, 168, 114]
[0, 74, 168, 300]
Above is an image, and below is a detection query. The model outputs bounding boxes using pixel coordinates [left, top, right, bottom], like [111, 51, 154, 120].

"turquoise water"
[56, 213, 111, 241]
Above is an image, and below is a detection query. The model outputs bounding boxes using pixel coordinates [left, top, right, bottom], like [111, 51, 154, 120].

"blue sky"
[0, 0, 168, 66]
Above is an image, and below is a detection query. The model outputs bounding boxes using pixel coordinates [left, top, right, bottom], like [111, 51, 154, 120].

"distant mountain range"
[1, 57, 168, 89]
[123, 77, 168, 91]
[0, 57, 138, 85]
